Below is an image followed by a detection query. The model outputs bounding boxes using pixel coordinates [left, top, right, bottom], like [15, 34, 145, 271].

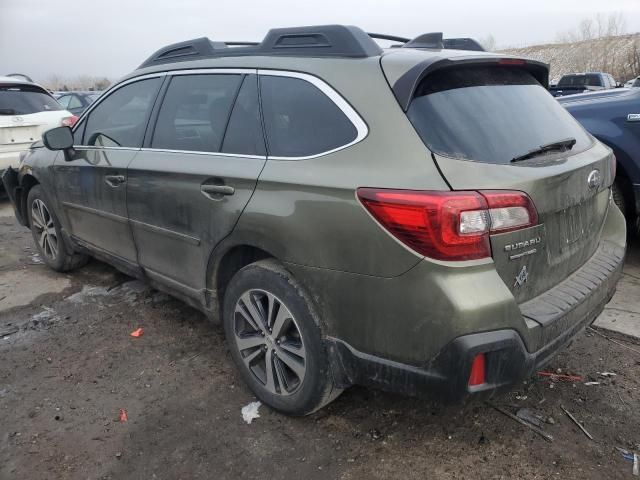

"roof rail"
[367, 32, 486, 52]
[138, 25, 383, 69]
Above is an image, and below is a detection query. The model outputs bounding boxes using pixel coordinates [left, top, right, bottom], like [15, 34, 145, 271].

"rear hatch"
[384, 56, 614, 304]
[0, 83, 66, 152]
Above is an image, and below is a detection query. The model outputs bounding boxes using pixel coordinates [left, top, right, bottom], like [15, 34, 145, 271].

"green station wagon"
[2, 25, 626, 415]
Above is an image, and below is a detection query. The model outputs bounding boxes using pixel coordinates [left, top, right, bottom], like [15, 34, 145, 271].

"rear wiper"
[511, 138, 577, 163]
[0, 108, 18, 115]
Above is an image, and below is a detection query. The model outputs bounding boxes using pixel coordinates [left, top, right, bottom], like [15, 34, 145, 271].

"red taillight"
[498, 58, 526, 66]
[61, 115, 79, 127]
[468, 353, 486, 386]
[357, 189, 538, 261]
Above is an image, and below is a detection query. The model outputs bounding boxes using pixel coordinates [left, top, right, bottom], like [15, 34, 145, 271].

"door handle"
[104, 175, 126, 187]
[628, 114, 640, 122]
[201, 184, 235, 199]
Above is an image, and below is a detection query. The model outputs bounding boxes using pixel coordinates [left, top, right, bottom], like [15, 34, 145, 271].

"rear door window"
[406, 66, 593, 164]
[151, 74, 242, 153]
[83, 78, 161, 148]
[259, 75, 357, 157]
[0, 84, 62, 115]
[221, 75, 266, 156]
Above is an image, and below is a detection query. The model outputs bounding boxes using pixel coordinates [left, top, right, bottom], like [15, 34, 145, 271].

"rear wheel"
[27, 185, 89, 272]
[223, 259, 340, 415]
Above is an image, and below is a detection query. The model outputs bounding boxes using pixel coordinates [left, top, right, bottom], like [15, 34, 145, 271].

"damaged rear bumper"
[326, 241, 624, 403]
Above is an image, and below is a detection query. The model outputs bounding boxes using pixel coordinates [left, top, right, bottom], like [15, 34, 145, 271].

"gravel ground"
[1, 200, 639, 480]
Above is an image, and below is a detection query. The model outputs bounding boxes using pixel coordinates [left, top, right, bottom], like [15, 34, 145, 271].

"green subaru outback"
[2, 25, 625, 415]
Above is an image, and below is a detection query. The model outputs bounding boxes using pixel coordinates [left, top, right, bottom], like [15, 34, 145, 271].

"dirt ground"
[1, 198, 639, 480]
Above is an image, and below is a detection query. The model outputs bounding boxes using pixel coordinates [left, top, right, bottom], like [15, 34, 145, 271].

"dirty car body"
[2, 25, 626, 414]
[559, 87, 640, 231]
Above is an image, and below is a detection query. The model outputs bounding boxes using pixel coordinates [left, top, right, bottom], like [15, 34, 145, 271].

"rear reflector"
[468, 353, 486, 386]
[357, 189, 538, 261]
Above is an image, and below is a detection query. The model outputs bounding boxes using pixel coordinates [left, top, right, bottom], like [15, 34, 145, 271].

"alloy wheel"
[233, 289, 307, 396]
[31, 199, 58, 260]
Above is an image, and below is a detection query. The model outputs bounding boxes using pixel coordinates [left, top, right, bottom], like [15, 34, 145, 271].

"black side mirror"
[42, 126, 73, 151]
[42, 126, 75, 161]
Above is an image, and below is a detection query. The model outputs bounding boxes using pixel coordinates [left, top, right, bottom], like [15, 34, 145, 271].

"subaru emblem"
[587, 169, 601, 189]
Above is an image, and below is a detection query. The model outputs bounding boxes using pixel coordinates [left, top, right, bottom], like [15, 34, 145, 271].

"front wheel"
[223, 259, 341, 415]
[27, 185, 89, 272]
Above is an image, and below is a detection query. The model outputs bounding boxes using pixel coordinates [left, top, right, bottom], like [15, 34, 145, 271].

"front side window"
[260, 75, 357, 157]
[57, 95, 71, 108]
[68, 95, 83, 109]
[152, 74, 242, 153]
[82, 77, 161, 148]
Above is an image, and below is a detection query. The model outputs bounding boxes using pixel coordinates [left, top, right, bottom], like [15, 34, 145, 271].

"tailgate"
[434, 143, 614, 303]
[394, 59, 615, 303]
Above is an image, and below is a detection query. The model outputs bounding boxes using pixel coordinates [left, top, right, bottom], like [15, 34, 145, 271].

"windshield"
[557, 74, 602, 88]
[406, 66, 593, 164]
[0, 85, 62, 115]
[633, 78, 640, 88]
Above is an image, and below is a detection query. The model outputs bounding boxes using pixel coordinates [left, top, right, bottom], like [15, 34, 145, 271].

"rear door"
[127, 71, 266, 297]
[398, 64, 614, 303]
[53, 76, 162, 264]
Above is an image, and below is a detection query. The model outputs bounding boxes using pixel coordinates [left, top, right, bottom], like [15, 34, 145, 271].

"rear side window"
[0, 85, 62, 115]
[407, 66, 593, 164]
[260, 75, 357, 157]
[83, 78, 161, 148]
[557, 74, 602, 88]
[152, 74, 242, 153]
[221, 75, 266, 156]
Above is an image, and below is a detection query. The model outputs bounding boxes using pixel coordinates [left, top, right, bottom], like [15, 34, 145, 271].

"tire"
[27, 185, 89, 272]
[612, 180, 627, 218]
[223, 259, 341, 415]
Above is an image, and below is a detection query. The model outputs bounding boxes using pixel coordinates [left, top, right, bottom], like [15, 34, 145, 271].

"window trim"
[73, 68, 368, 159]
[258, 69, 368, 160]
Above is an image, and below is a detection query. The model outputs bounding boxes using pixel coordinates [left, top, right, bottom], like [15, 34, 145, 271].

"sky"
[1, 0, 640, 83]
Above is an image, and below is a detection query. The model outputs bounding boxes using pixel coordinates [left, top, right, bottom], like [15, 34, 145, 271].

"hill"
[500, 33, 640, 83]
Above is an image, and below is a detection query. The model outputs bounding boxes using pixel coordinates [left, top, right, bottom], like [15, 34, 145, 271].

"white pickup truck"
[0, 76, 75, 178]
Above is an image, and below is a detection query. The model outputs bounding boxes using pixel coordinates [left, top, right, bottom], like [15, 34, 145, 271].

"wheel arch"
[18, 173, 40, 228]
[206, 242, 274, 319]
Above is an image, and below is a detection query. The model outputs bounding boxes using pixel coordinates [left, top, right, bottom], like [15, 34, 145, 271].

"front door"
[54, 76, 162, 264]
[127, 72, 266, 296]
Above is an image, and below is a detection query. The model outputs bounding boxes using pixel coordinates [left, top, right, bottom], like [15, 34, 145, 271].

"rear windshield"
[0, 84, 62, 115]
[557, 74, 602, 88]
[407, 66, 593, 164]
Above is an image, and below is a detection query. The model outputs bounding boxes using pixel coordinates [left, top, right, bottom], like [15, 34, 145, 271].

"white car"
[0, 76, 76, 176]
[625, 77, 640, 88]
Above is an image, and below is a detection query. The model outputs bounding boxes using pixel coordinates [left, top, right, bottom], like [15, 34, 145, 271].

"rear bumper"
[327, 240, 624, 402]
[0, 149, 23, 172]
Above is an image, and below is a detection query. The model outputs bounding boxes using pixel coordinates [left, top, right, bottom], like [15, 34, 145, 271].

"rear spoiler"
[392, 56, 550, 111]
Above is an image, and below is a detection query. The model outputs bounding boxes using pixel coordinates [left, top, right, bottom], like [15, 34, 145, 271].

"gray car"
[2, 25, 626, 415]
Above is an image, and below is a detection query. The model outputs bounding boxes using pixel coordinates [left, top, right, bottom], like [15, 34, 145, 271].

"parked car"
[549, 72, 618, 97]
[2, 25, 625, 415]
[0, 76, 76, 180]
[559, 87, 640, 233]
[625, 77, 640, 88]
[56, 91, 102, 115]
